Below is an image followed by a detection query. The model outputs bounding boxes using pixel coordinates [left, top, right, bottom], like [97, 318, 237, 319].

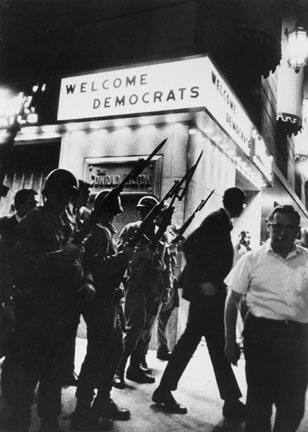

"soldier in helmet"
[61, 179, 93, 387]
[114, 195, 167, 387]
[10, 169, 93, 432]
[71, 190, 133, 431]
[0, 188, 39, 416]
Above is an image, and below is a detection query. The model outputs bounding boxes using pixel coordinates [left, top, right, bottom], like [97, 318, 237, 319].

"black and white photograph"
[0, 1, 308, 431]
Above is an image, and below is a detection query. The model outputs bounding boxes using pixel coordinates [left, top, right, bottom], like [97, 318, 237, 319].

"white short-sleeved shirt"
[225, 239, 308, 323]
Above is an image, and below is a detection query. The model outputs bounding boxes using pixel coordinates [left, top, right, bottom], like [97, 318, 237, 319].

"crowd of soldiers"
[0, 166, 183, 432]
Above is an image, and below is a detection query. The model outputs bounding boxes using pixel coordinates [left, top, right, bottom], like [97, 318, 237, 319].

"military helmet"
[93, 189, 123, 215]
[43, 169, 79, 195]
[78, 179, 93, 191]
[136, 195, 159, 209]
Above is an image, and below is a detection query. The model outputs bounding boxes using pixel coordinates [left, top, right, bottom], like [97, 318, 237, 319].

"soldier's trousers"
[123, 276, 161, 366]
[8, 297, 73, 430]
[157, 286, 178, 350]
[60, 314, 80, 380]
[76, 297, 123, 409]
[157, 307, 172, 349]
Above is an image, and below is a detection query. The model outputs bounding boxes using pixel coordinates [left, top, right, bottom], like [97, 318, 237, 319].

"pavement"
[1, 336, 308, 432]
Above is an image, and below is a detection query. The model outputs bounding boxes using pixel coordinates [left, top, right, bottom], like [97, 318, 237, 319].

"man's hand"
[79, 281, 96, 301]
[225, 339, 241, 366]
[199, 281, 218, 296]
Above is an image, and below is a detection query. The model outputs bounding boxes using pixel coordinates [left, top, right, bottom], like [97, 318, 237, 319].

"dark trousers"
[160, 294, 242, 401]
[122, 277, 161, 366]
[244, 314, 308, 432]
[76, 298, 123, 409]
[60, 314, 80, 379]
[7, 299, 72, 430]
[1, 338, 16, 407]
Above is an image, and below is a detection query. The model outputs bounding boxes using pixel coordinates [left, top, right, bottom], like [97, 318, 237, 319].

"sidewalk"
[2, 336, 308, 432]
[35, 337, 247, 432]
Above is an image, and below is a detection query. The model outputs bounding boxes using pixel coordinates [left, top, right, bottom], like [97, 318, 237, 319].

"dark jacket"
[180, 208, 234, 302]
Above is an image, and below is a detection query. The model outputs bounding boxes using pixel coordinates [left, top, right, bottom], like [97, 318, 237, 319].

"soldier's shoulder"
[85, 224, 111, 251]
[19, 207, 44, 228]
[0, 215, 10, 223]
[120, 221, 141, 235]
[125, 221, 141, 229]
[0, 216, 11, 231]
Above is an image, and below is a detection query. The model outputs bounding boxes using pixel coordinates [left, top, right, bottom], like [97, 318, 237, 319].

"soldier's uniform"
[60, 181, 92, 387]
[156, 226, 180, 360]
[0, 234, 13, 357]
[72, 190, 130, 430]
[0, 189, 38, 410]
[116, 197, 166, 384]
[10, 170, 83, 432]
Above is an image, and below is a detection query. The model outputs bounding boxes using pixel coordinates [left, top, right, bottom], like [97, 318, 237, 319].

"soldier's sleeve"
[162, 246, 174, 289]
[85, 228, 127, 280]
[117, 223, 132, 249]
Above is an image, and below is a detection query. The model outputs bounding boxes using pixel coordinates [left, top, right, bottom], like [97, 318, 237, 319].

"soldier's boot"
[70, 403, 113, 431]
[139, 355, 152, 374]
[112, 355, 128, 389]
[93, 396, 130, 421]
[126, 357, 155, 384]
[38, 419, 65, 432]
[126, 352, 155, 384]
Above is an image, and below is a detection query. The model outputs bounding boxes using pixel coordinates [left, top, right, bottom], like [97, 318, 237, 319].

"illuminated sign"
[58, 56, 253, 156]
[251, 129, 273, 183]
[85, 159, 155, 194]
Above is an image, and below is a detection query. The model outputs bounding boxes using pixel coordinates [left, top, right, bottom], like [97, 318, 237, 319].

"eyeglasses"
[268, 222, 299, 233]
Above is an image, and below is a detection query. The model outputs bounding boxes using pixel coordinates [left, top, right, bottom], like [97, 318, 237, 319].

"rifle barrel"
[104, 138, 167, 200]
[172, 189, 215, 243]
[196, 189, 215, 211]
[144, 138, 167, 163]
[178, 150, 203, 200]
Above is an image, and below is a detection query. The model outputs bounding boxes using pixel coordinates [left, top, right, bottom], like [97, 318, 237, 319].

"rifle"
[72, 139, 167, 246]
[103, 138, 167, 202]
[172, 189, 215, 244]
[177, 150, 203, 200]
[129, 151, 203, 249]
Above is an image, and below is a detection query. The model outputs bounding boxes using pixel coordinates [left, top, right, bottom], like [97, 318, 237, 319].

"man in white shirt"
[224, 205, 308, 432]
